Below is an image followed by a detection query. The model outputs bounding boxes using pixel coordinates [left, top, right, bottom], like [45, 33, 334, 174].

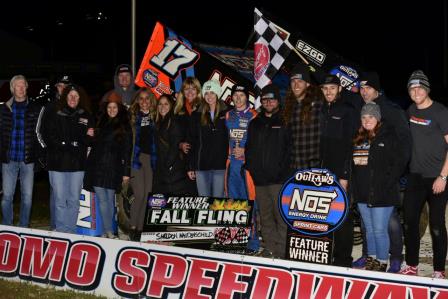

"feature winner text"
[288, 235, 330, 264]
[148, 209, 248, 226]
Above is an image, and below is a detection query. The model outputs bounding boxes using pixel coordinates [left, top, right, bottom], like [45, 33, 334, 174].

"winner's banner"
[141, 194, 253, 252]
[279, 168, 348, 264]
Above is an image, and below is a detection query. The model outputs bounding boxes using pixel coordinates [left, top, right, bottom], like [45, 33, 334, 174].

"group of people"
[0, 62, 446, 279]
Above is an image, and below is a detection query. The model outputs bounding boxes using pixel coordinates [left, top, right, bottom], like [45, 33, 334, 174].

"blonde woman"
[128, 87, 157, 240]
[174, 77, 202, 156]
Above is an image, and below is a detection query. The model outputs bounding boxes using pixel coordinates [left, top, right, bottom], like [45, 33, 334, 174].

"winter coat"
[351, 124, 407, 207]
[85, 119, 132, 191]
[153, 116, 192, 194]
[43, 105, 93, 171]
[187, 102, 229, 171]
[245, 110, 291, 185]
[0, 97, 43, 164]
[320, 99, 356, 180]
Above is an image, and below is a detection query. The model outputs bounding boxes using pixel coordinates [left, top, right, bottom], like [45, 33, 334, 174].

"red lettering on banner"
[251, 267, 294, 298]
[371, 282, 407, 299]
[345, 279, 369, 299]
[0, 232, 21, 275]
[19, 235, 68, 282]
[183, 258, 219, 299]
[408, 286, 430, 299]
[313, 275, 345, 298]
[112, 248, 150, 295]
[434, 288, 448, 299]
[216, 263, 252, 299]
[147, 252, 188, 298]
[65, 242, 103, 288]
[294, 272, 315, 298]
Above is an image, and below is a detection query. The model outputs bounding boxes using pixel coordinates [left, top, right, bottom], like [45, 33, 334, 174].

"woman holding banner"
[351, 103, 407, 272]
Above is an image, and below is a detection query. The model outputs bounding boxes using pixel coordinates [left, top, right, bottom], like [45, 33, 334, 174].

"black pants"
[403, 173, 448, 271]
[332, 208, 354, 267]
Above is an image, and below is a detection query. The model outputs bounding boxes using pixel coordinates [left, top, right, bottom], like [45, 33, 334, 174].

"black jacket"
[43, 105, 93, 171]
[351, 125, 407, 207]
[85, 120, 132, 191]
[0, 98, 43, 164]
[153, 116, 192, 194]
[352, 94, 411, 167]
[187, 102, 229, 171]
[245, 110, 291, 185]
[320, 99, 356, 180]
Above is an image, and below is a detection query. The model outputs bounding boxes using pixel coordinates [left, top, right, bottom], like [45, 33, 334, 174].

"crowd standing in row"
[1, 63, 446, 278]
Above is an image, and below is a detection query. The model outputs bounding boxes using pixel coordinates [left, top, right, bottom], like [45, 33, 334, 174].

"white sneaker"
[106, 232, 118, 239]
[432, 271, 446, 279]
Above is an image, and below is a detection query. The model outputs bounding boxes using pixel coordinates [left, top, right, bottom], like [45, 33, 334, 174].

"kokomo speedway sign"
[0, 226, 446, 298]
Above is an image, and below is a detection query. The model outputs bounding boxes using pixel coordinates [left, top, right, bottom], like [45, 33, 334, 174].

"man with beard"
[284, 63, 323, 171]
[245, 84, 289, 258]
[319, 74, 356, 267]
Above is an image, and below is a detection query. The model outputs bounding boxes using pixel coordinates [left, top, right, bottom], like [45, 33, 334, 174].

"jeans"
[360, 208, 403, 261]
[94, 186, 115, 234]
[2, 162, 34, 227]
[49, 181, 56, 230]
[49, 171, 84, 233]
[357, 203, 393, 261]
[196, 170, 225, 197]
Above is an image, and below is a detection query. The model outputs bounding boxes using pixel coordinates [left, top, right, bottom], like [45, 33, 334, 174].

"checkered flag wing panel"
[215, 227, 232, 245]
[254, 8, 292, 94]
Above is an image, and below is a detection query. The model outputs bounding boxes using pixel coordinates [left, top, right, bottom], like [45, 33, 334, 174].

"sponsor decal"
[279, 169, 347, 235]
[254, 42, 270, 81]
[296, 40, 326, 65]
[148, 194, 167, 208]
[77, 190, 96, 230]
[410, 116, 432, 126]
[330, 65, 360, 91]
[142, 68, 159, 88]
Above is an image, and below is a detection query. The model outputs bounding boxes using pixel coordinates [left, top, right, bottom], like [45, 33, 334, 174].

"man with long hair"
[284, 63, 323, 171]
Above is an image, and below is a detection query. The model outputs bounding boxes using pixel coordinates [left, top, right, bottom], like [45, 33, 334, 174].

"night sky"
[0, 0, 447, 101]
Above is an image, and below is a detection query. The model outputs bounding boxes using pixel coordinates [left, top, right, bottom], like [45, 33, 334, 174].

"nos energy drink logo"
[279, 169, 348, 236]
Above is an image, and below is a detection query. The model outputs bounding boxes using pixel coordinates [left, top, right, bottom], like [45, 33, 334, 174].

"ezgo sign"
[279, 169, 348, 264]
